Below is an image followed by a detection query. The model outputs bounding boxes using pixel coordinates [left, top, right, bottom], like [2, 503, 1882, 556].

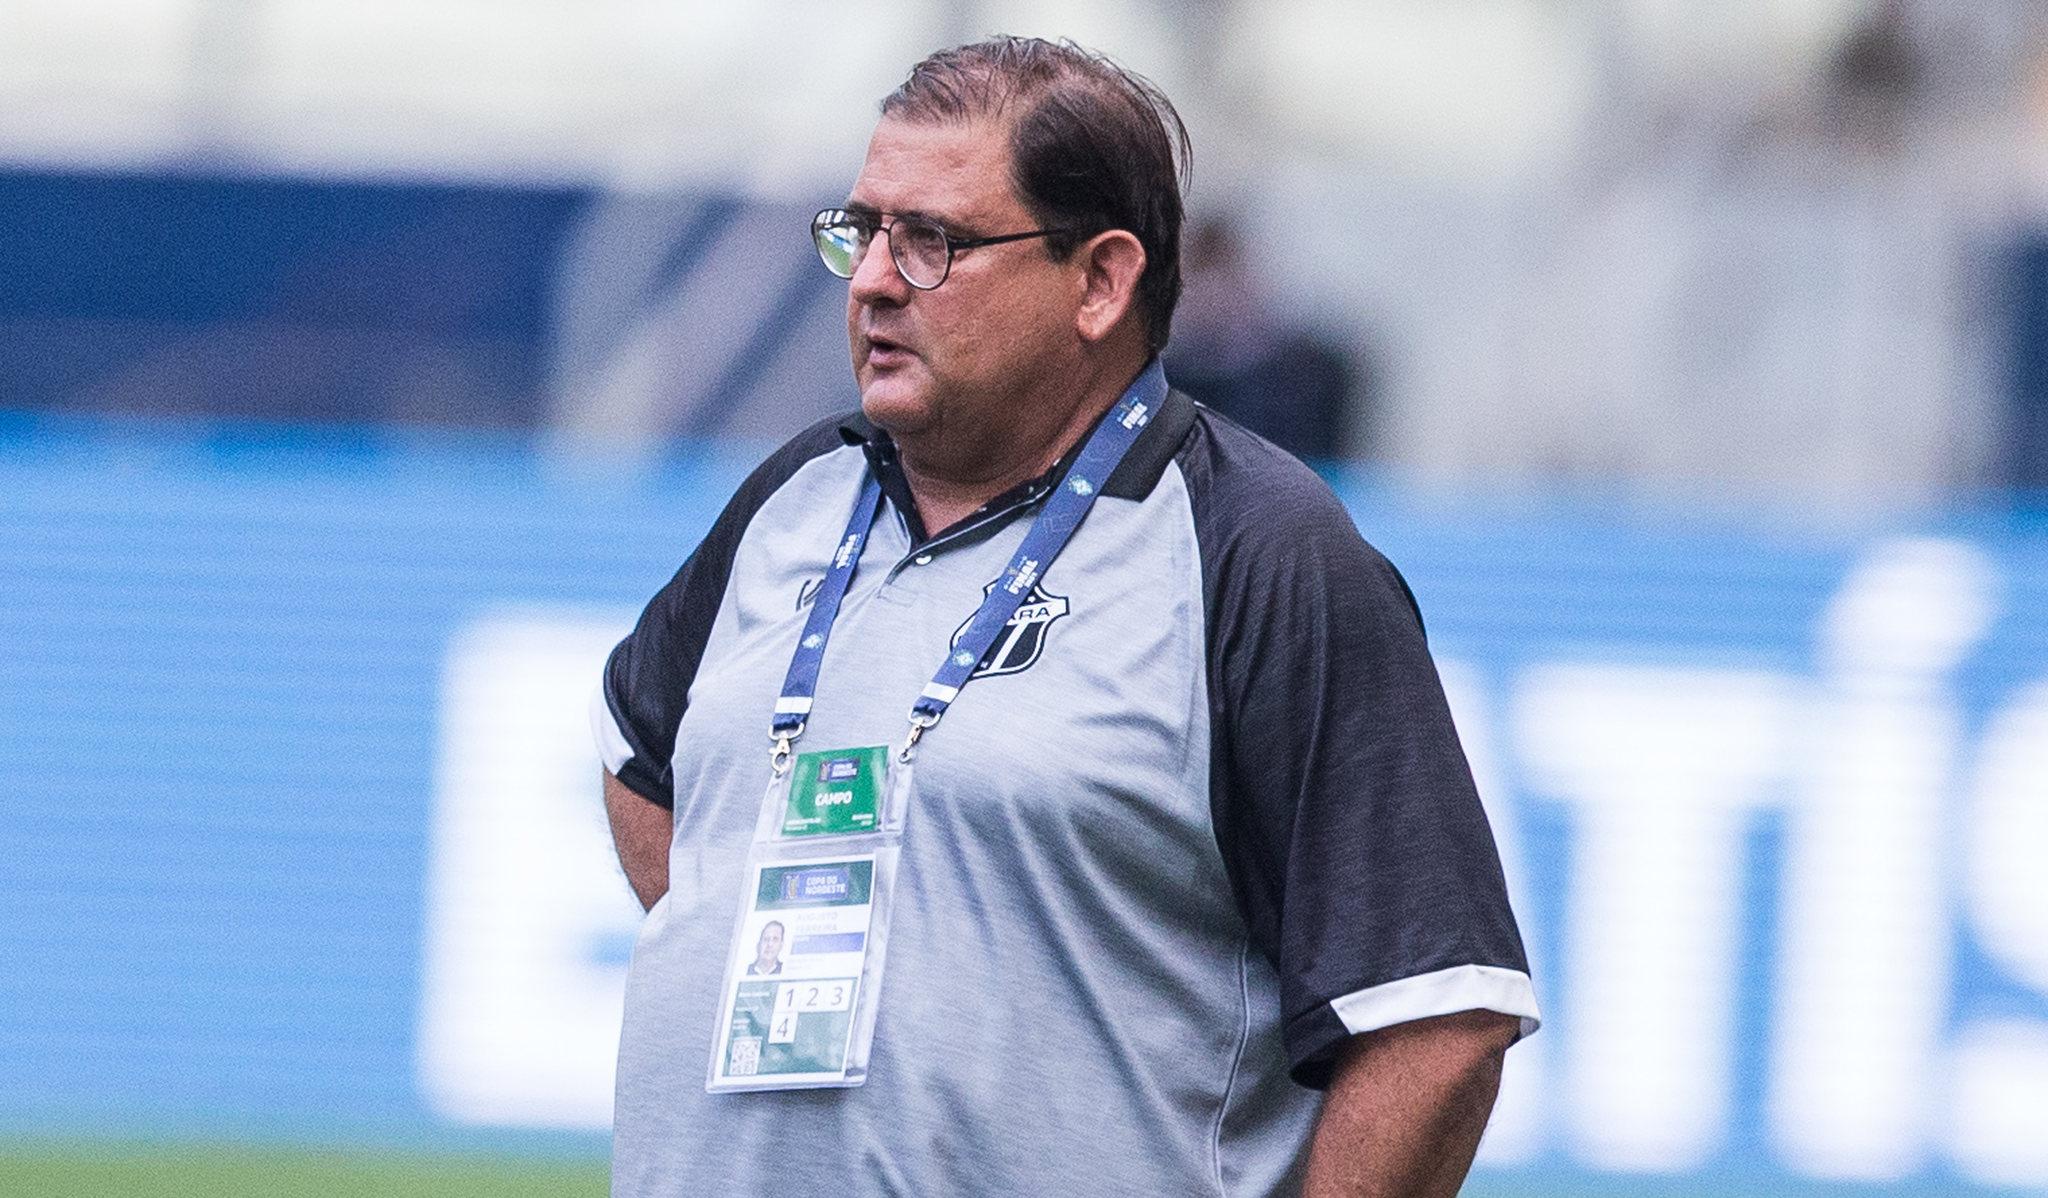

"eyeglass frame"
[811, 206, 1077, 291]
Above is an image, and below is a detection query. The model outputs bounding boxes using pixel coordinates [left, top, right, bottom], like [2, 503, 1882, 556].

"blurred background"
[5, 1, 2048, 1194]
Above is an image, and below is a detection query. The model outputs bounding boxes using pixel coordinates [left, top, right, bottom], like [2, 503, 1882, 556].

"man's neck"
[895, 357, 1142, 535]
[896, 428, 1079, 536]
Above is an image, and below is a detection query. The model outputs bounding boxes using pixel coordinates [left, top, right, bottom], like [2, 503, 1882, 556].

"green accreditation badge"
[781, 746, 886, 838]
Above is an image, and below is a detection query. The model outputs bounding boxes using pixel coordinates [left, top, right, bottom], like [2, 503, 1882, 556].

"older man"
[594, 36, 1536, 1197]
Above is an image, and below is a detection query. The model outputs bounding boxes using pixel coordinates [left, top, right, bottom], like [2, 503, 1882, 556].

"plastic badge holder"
[707, 746, 913, 1092]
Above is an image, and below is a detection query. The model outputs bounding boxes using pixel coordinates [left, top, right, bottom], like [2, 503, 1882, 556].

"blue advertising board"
[3, 414, 2047, 1193]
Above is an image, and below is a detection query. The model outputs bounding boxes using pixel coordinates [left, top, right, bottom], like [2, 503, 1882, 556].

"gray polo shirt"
[594, 386, 1537, 1196]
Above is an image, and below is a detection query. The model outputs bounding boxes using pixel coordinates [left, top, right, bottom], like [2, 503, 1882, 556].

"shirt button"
[914, 554, 933, 566]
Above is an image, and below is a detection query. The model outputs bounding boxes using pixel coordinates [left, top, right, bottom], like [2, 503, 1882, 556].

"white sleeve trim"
[590, 680, 635, 776]
[1329, 963, 1541, 1042]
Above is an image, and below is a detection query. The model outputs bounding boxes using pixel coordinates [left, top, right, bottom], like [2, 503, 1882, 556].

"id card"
[781, 746, 886, 837]
[708, 851, 894, 1090]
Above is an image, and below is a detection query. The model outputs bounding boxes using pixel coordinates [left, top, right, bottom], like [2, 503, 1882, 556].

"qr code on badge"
[728, 1036, 762, 1076]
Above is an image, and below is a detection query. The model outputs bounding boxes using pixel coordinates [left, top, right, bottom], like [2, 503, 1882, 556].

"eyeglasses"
[812, 207, 1069, 290]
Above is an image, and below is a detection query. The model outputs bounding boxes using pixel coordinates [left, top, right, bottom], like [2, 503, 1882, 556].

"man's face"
[756, 922, 783, 964]
[843, 116, 1081, 445]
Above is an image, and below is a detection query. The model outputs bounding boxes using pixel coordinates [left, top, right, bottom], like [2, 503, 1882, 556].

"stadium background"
[6, 2, 2048, 1194]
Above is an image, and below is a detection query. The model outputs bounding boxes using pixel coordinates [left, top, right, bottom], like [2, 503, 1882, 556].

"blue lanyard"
[771, 360, 1165, 768]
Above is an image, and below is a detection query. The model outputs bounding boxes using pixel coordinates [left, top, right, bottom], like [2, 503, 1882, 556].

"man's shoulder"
[711, 411, 871, 529]
[1173, 402, 1379, 560]
[1169, 401, 1427, 630]
[753, 410, 870, 481]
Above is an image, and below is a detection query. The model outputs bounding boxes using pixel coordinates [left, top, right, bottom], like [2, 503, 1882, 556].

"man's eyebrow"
[839, 201, 972, 234]
[899, 208, 960, 231]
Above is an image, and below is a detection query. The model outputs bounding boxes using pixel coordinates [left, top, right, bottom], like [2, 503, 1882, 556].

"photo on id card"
[711, 854, 876, 1088]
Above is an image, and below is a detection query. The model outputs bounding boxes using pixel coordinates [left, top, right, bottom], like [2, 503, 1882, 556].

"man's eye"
[901, 223, 948, 252]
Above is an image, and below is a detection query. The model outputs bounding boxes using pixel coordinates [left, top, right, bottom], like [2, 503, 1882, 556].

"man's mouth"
[865, 333, 913, 367]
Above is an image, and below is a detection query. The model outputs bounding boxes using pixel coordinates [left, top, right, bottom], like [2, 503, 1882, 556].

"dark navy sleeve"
[1180, 411, 1537, 1089]
[596, 415, 855, 808]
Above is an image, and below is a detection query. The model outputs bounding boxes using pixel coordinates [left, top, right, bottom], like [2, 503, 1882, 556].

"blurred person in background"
[2005, 20, 2048, 491]
[1166, 215, 1366, 462]
[593, 34, 1534, 1197]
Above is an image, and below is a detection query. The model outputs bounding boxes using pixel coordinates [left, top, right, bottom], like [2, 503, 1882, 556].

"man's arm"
[1303, 1009, 1520, 1198]
[604, 767, 672, 911]
[593, 414, 859, 908]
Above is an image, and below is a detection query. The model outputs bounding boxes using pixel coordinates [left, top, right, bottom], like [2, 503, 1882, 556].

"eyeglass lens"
[813, 210, 952, 289]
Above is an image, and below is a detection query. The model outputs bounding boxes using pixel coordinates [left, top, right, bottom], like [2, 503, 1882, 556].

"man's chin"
[859, 386, 940, 437]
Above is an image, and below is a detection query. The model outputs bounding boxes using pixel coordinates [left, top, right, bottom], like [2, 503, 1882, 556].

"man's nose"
[848, 231, 909, 306]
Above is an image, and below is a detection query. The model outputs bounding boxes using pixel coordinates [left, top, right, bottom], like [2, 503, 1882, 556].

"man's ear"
[1074, 230, 1147, 344]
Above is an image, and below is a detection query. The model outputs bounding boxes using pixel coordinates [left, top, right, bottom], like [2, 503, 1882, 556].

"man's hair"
[882, 36, 1191, 353]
